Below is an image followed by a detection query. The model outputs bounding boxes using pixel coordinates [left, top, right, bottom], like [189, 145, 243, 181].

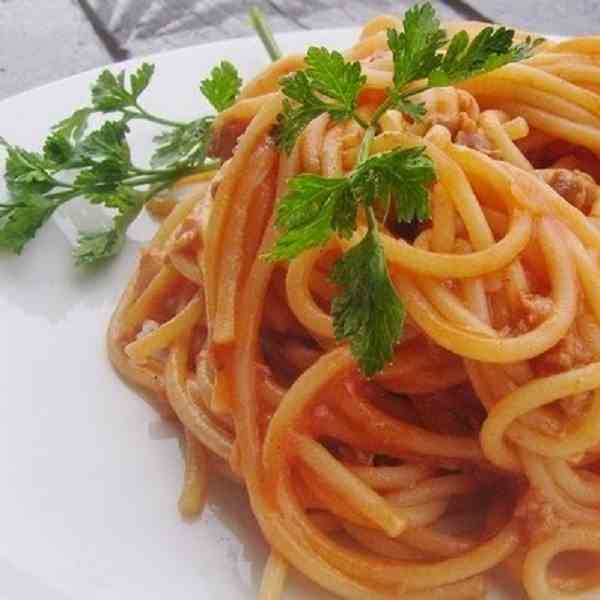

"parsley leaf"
[267, 174, 353, 260]
[0, 137, 56, 194]
[79, 121, 131, 164]
[91, 70, 132, 112]
[74, 228, 124, 265]
[200, 61, 242, 112]
[86, 184, 138, 211]
[392, 97, 426, 122]
[0, 194, 60, 253]
[304, 47, 366, 116]
[151, 117, 213, 168]
[74, 161, 129, 195]
[52, 108, 93, 142]
[387, 3, 446, 89]
[429, 27, 543, 86]
[70, 121, 132, 195]
[275, 48, 366, 152]
[352, 147, 436, 222]
[275, 96, 326, 154]
[130, 63, 155, 99]
[73, 188, 142, 265]
[331, 228, 405, 376]
[92, 63, 155, 111]
[268, 146, 435, 261]
[43, 131, 74, 166]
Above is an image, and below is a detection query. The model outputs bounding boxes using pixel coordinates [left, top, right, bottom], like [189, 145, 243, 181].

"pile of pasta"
[109, 18, 600, 600]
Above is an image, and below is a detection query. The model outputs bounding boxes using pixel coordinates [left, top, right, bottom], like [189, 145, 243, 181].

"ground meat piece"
[169, 221, 198, 252]
[539, 168, 599, 215]
[515, 488, 568, 544]
[560, 391, 591, 418]
[520, 290, 593, 376]
[412, 87, 480, 135]
[132, 251, 163, 297]
[210, 119, 249, 160]
[455, 126, 498, 157]
[534, 326, 593, 376]
[410, 87, 496, 155]
[520, 293, 554, 329]
[410, 385, 486, 436]
[568, 147, 600, 182]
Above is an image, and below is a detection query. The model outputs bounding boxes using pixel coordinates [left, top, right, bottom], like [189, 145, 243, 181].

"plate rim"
[0, 26, 565, 107]
[0, 26, 361, 107]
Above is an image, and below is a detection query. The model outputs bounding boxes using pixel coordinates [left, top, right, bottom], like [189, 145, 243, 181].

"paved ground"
[0, 0, 598, 100]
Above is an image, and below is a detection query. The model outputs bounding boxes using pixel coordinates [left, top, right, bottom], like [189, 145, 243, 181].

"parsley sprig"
[275, 47, 368, 152]
[269, 2, 541, 375]
[268, 143, 434, 263]
[250, 6, 282, 62]
[370, 4, 543, 124]
[268, 126, 435, 376]
[0, 59, 243, 263]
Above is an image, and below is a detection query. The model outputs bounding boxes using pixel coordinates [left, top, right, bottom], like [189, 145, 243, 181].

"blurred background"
[1, 0, 598, 100]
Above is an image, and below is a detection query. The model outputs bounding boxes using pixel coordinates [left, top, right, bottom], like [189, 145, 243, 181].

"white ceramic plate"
[0, 27, 557, 600]
[0, 27, 367, 600]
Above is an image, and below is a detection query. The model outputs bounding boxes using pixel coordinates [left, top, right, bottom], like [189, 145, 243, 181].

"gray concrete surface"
[0, 0, 110, 99]
[0, 0, 598, 100]
[474, 0, 600, 37]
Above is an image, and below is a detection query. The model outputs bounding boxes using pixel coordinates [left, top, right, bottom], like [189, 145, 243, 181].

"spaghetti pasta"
[108, 16, 600, 600]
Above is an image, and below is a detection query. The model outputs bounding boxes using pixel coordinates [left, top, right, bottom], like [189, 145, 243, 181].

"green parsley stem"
[143, 180, 173, 202]
[365, 203, 378, 232]
[352, 113, 369, 130]
[49, 180, 76, 190]
[355, 125, 386, 258]
[369, 85, 429, 130]
[356, 125, 382, 240]
[250, 6, 282, 62]
[356, 125, 376, 167]
[124, 180, 173, 225]
[122, 107, 185, 128]
[401, 85, 429, 99]
[47, 178, 173, 215]
[123, 160, 219, 187]
[27, 169, 75, 191]
[130, 160, 220, 178]
[46, 190, 80, 202]
[129, 167, 169, 176]
[369, 97, 394, 129]
[123, 175, 178, 186]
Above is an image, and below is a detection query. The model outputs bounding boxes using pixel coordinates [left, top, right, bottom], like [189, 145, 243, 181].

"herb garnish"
[268, 2, 541, 374]
[0, 59, 242, 263]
